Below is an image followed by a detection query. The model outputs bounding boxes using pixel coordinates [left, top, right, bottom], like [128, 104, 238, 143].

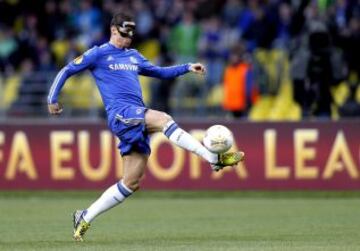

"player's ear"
[110, 26, 117, 35]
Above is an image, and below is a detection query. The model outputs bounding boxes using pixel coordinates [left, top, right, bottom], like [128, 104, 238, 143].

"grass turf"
[0, 191, 359, 251]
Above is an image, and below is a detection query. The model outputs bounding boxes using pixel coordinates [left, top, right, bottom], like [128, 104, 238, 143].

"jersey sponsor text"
[109, 63, 138, 71]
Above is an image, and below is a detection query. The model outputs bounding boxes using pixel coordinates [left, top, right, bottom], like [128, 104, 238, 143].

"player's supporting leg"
[73, 152, 148, 241]
[145, 109, 217, 164]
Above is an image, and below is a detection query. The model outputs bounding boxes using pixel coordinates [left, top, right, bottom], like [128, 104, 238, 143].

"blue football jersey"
[48, 42, 190, 114]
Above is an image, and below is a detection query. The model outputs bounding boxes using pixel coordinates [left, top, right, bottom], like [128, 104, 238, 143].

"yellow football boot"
[211, 151, 245, 171]
[73, 210, 90, 242]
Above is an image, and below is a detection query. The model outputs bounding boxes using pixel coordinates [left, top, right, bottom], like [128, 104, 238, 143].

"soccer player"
[47, 12, 244, 241]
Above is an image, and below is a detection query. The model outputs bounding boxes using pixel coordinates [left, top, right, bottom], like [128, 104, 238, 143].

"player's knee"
[123, 177, 141, 191]
[145, 110, 173, 133]
[129, 181, 140, 191]
[159, 112, 172, 126]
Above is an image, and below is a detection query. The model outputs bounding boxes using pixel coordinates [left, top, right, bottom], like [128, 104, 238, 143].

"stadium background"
[0, 1, 359, 250]
[0, 0, 359, 119]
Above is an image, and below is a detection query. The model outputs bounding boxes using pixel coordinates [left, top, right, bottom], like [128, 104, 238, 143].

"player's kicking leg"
[73, 152, 147, 241]
[145, 109, 244, 170]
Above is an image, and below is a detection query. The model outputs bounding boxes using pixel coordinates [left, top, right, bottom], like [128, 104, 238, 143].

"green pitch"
[0, 191, 359, 251]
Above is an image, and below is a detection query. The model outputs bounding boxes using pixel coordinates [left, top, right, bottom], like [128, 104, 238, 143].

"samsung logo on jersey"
[109, 64, 138, 71]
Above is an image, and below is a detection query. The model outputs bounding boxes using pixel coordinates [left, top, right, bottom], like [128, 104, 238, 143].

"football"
[203, 125, 234, 153]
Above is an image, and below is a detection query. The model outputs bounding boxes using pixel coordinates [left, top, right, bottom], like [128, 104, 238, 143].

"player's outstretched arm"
[137, 51, 206, 79]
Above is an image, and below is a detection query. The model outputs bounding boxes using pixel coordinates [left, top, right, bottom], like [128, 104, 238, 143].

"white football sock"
[82, 180, 132, 223]
[163, 120, 217, 163]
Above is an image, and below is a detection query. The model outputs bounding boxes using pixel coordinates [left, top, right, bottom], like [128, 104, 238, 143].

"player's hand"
[48, 102, 63, 115]
[189, 63, 206, 75]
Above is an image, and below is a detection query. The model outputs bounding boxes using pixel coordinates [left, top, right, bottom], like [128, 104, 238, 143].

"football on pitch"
[203, 125, 234, 153]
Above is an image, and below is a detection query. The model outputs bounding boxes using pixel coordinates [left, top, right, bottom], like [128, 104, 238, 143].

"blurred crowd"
[0, 0, 359, 119]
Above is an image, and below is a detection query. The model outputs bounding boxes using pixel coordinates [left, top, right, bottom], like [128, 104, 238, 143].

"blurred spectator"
[222, 0, 243, 27]
[72, 0, 102, 48]
[151, 0, 171, 23]
[168, 10, 200, 63]
[168, 10, 202, 115]
[0, 25, 18, 72]
[223, 44, 258, 118]
[333, 0, 348, 30]
[15, 14, 39, 68]
[38, 0, 60, 41]
[165, 0, 184, 26]
[237, 0, 258, 36]
[273, 2, 292, 49]
[291, 21, 345, 118]
[238, 0, 277, 51]
[199, 16, 227, 89]
[132, 0, 154, 42]
[101, 0, 116, 37]
[57, 0, 76, 37]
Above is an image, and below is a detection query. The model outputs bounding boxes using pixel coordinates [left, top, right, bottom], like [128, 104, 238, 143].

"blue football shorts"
[108, 105, 150, 156]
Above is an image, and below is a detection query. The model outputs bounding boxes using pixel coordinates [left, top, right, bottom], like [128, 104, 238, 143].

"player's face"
[111, 26, 132, 48]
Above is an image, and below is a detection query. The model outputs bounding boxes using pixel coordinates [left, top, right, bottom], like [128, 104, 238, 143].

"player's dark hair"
[110, 12, 134, 27]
